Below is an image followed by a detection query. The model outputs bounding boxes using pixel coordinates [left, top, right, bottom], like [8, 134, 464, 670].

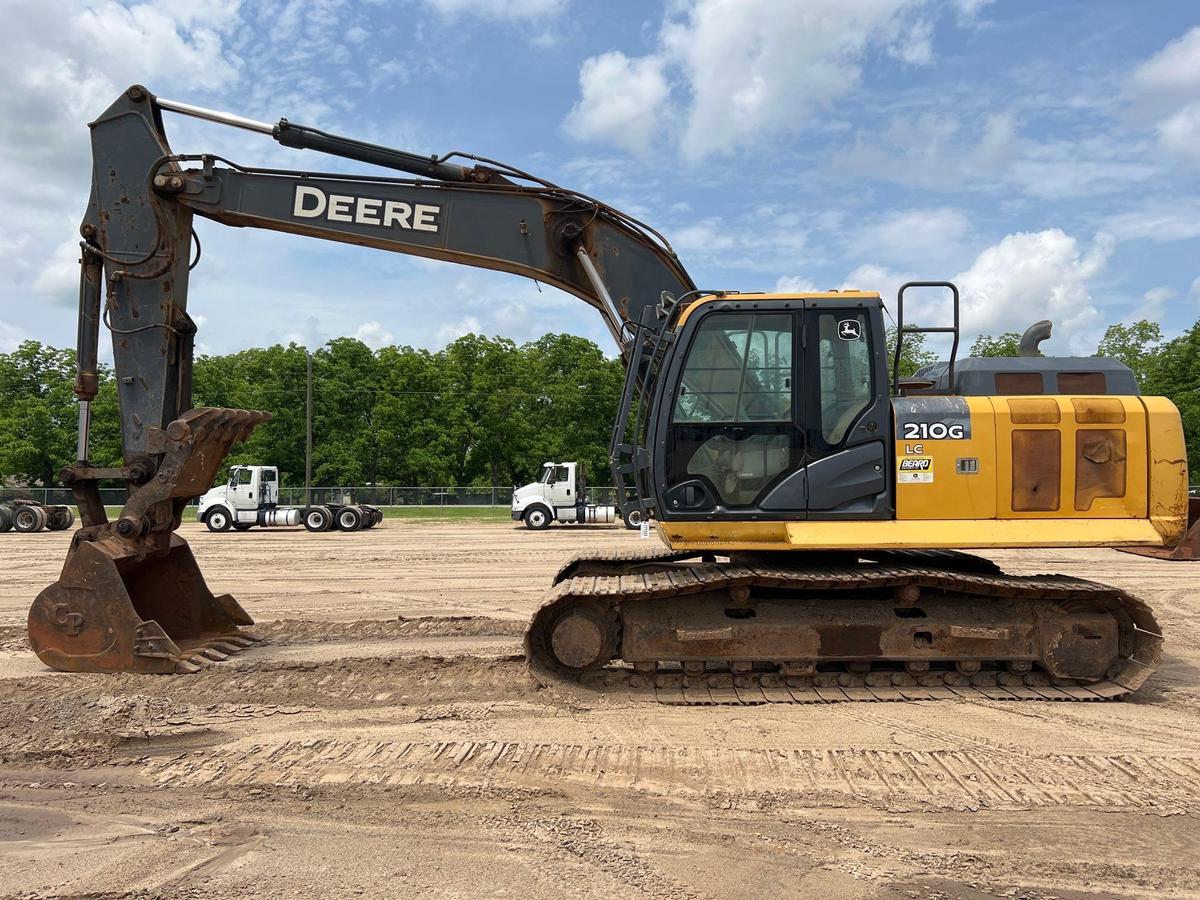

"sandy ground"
[1, 521, 1199, 899]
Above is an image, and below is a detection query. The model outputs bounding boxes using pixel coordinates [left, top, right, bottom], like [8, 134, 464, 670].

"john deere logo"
[838, 319, 861, 340]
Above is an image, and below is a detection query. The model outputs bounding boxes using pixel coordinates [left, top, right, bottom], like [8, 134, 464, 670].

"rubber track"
[527, 551, 1163, 704]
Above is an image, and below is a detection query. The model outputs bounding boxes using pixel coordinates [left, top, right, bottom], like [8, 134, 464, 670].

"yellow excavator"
[29, 86, 1188, 701]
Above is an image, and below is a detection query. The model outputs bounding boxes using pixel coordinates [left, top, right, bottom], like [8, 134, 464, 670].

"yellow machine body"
[660, 394, 1188, 552]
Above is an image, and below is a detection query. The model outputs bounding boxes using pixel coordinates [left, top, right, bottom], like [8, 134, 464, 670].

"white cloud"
[0, 320, 27, 353]
[834, 230, 1114, 353]
[663, 208, 809, 273]
[1128, 27, 1200, 114]
[852, 207, 971, 265]
[1132, 286, 1176, 321]
[422, 0, 566, 19]
[1105, 198, 1200, 242]
[435, 315, 482, 345]
[1157, 104, 1200, 163]
[0, 0, 246, 314]
[563, 52, 671, 155]
[774, 276, 818, 293]
[953, 229, 1114, 353]
[842, 111, 1156, 199]
[841, 264, 911, 309]
[1127, 27, 1200, 165]
[565, 0, 928, 160]
[353, 321, 396, 349]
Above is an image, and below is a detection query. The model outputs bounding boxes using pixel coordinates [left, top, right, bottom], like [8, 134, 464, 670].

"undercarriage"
[525, 546, 1163, 703]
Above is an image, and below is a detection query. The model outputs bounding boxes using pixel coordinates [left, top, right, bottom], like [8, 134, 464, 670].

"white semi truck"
[511, 462, 641, 530]
[197, 465, 382, 533]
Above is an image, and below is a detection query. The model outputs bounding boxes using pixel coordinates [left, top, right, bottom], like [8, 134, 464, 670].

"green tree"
[970, 332, 1022, 357]
[0, 342, 78, 486]
[884, 327, 938, 380]
[1095, 320, 1162, 389]
[1143, 322, 1200, 475]
[193, 343, 310, 485]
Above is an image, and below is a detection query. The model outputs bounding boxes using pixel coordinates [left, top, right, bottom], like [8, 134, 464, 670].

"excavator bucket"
[1119, 497, 1200, 560]
[28, 532, 259, 673]
[28, 407, 270, 674]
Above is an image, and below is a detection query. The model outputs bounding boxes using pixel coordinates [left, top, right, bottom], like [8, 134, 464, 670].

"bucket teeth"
[174, 659, 203, 674]
[200, 648, 230, 661]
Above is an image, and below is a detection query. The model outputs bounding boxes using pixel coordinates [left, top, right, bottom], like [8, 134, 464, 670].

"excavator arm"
[29, 85, 693, 674]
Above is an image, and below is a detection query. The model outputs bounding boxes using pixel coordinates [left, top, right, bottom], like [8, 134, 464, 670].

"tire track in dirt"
[142, 739, 1200, 814]
[254, 615, 525, 644]
[9, 655, 537, 707]
[480, 815, 703, 900]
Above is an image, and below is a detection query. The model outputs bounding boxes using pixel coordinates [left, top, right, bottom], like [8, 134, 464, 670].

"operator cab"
[648, 292, 892, 521]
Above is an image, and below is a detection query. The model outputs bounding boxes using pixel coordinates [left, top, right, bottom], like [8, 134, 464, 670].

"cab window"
[673, 313, 792, 424]
[234, 469, 253, 485]
[815, 312, 872, 446]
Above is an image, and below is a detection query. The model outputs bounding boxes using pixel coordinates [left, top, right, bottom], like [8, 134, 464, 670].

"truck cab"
[512, 463, 578, 529]
[511, 463, 629, 529]
[198, 465, 279, 531]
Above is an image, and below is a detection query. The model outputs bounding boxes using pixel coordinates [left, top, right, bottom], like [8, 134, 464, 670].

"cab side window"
[673, 313, 793, 424]
[816, 312, 872, 446]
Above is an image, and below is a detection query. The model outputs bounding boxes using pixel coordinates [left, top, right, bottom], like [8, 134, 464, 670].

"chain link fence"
[0, 485, 623, 508]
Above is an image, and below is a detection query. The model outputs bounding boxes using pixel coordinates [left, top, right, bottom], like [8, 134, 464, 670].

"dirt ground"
[1, 522, 1198, 899]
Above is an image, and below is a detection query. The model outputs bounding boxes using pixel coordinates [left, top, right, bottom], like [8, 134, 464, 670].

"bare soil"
[1, 522, 1198, 899]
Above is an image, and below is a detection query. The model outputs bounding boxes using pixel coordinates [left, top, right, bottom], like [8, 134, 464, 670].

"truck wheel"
[623, 507, 643, 530]
[13, 505, 48, 533]
[303, 506, 332, 532]
[362, 507, 381, 528]
[524, 506, 552, 530]
[47, 507, 75, 531]
[336, 505, 363, 532]
[0, 507, 12, 533]
[205, 507, 232, 532]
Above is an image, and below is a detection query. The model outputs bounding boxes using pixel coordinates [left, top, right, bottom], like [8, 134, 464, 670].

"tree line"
[1, 318, 1197, 489]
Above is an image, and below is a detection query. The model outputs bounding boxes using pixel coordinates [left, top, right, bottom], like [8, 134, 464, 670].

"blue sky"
[1, 0, 1197, 359]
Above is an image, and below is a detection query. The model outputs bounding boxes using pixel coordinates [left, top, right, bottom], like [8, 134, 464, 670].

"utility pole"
[305, 350, 313, 512]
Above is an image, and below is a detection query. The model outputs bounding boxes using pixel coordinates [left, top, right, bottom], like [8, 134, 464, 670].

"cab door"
[786, 305, 891, 518]
[657, 304, 804, 517]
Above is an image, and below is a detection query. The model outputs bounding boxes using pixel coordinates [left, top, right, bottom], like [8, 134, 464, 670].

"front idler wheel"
[546, 600, 619, 671]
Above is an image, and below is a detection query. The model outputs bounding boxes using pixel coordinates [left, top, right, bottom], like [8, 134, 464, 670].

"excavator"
[28, 85, 1188, 701]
